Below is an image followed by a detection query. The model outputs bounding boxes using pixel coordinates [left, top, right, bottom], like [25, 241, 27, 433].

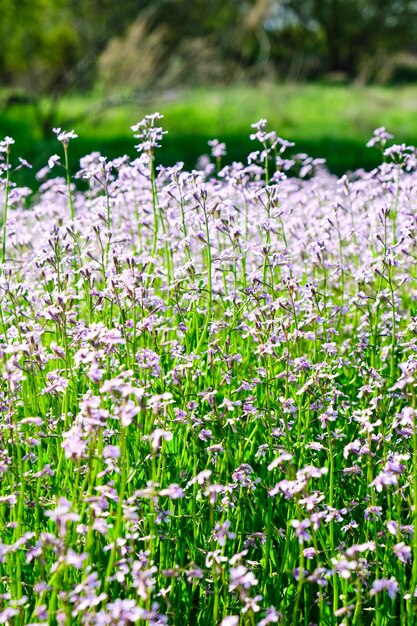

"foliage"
[0, 0, 141, 93]
[2, 0, 417, 95]
[0, 0, 80, 91]
[277, 0, 417, 80]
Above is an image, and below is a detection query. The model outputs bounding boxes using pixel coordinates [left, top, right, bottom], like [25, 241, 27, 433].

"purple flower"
[159, 484, 185, 499]
[208, 139, 227, 159]
[103, 445, 120, 459]
[44, 498, 80, 537]
[220, 615, 239, 626]
[131, 113, 167, 153]
[292, 519, 312, 544]
[145, 428, 173, 450]
[370, 577, 399, 600]
[220, 618, 239, 626]
[198, 428, 213, 442]
[48, 154, 61, 169]
[258, 607, 283, 625]
[136, 348, 162, 377]
[394, 542, 412, 564]
[213, 520, 236, 546]
[366, 127, 393, 149]
[53, 128, 78, 145]
[229, 565, 259, 591]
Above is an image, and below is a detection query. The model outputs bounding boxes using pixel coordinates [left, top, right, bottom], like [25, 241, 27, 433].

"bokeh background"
[2, 0, 417, 183]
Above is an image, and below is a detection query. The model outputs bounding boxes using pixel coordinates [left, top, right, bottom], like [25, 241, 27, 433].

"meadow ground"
[4, 82, 417, 185]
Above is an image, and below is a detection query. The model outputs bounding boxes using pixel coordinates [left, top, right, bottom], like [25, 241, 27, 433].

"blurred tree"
[270, 0, 417, 80]
[0, 0, 79, 90]
[0, 0, 146, 133]
[98, 0, 277, 90]
[1, 0, 417, 114]
[97, 0, 417, 88]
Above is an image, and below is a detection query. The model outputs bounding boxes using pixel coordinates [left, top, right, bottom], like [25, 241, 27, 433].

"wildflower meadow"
[1, 115, 417, 626]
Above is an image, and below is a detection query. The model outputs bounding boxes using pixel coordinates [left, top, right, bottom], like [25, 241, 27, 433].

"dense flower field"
[0, 117, 417, 625]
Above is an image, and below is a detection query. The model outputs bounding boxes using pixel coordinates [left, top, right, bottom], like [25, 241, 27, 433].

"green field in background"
[2, 82, 417, 186]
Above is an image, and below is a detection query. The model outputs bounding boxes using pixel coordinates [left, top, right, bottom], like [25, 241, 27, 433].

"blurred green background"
[2, 0, 417, 183]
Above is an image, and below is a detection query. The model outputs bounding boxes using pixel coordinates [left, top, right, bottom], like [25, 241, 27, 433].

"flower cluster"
[0, 119, 416, 624]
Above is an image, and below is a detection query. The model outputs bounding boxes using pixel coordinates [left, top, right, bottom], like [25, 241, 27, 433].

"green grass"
[4, 82, 417, 185]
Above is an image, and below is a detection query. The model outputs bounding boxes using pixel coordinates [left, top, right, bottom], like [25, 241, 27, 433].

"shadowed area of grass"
[2, 82, 417, 186]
